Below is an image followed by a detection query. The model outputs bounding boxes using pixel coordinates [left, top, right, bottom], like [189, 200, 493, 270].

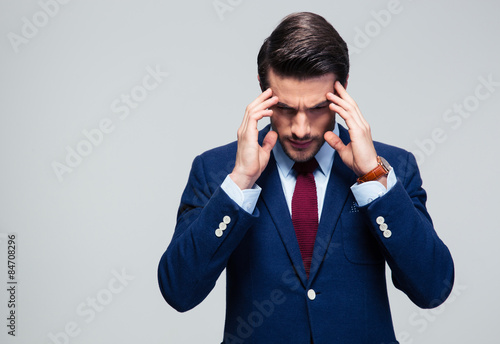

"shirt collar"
[272, 122, 339, 177]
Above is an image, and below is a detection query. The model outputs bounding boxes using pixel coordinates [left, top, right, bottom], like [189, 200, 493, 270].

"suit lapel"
[308, 127, 356, 282]
[257, 125, 308, 285]
[258, 153, 309, 285]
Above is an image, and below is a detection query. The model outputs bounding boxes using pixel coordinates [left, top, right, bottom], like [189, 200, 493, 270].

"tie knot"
[293, 158, 319, 175]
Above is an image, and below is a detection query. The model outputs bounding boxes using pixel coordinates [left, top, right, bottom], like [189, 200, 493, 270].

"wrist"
[375, 175, 388, 188]
[229, 171, 255, 190]
[358, 158, 379, 177]
[357, 156, 391, 185]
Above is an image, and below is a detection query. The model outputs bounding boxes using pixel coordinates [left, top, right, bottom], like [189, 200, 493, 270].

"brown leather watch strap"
[357, 156, 390, 184]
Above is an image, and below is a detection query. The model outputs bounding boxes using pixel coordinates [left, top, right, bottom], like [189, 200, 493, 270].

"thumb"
[262, 130, 278, 154]
[324, 131, 346, 154]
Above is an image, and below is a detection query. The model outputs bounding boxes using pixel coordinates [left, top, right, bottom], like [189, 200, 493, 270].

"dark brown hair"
[257, 12, 349, 91]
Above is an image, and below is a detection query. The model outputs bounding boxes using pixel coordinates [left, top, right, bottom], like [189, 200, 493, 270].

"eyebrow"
[276, 100, 330, 110]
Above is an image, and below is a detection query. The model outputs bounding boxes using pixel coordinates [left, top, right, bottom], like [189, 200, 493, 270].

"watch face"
[379, 157, 391, 172]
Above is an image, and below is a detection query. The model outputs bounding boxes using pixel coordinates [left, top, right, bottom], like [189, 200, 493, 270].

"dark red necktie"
[292, 158, 319, 278]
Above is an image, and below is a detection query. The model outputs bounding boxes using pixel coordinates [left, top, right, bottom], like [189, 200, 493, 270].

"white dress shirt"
[221, 123, 396, 214]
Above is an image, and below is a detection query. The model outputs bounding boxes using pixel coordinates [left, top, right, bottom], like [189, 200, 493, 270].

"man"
[158, 12, 454, 344]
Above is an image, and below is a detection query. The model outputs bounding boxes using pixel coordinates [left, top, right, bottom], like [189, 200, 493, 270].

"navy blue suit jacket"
[158, 125, 454, 344]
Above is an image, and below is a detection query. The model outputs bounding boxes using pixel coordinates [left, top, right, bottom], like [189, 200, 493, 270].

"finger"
[324, 131, 353, 168]
[252, 109, 274, 123]
[241, 94, 277, 135]
[243, 94, 278, 123]
[255, 88, 274, 103]
[327, 91, 356, 112]
[327, 93, 371, 136]
[240, 109, 274, 139]
[257, 95, 279, 112]
[327, 90, 361, 118]
[248, 96, 278, 127]
[328, 100, 364, 131]
[334, 81, 356, 104]
[240, 88, 273, 126]
[324, 131, 345, 153]
[262, 130, 278, 154]
[247, 88, 274, 112]
[333, 82, 369, 127]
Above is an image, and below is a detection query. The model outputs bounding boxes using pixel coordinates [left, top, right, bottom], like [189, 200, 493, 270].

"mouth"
[289, 139, 313, 150]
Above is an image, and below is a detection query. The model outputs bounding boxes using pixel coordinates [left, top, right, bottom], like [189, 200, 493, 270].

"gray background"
[0, 0, 498, 343]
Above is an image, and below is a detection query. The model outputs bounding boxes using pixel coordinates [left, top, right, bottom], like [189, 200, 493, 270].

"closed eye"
[276, 106, 296, 114]
[311, 106, 329, 112]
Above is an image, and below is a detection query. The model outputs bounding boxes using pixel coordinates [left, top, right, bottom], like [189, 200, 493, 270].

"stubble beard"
[279, 135, 324, 163]
[271, 118, 335, 163]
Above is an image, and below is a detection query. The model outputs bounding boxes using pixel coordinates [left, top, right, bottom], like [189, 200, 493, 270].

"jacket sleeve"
[360, 152, 454, 309]
[157, 154, 257, 312]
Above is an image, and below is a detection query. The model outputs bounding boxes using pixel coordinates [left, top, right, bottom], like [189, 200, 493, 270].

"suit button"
[219, 222, 227, 231]
[223, 216, 231, 224]
[307, 289, 316, 300]
[376, 216, 385, 225]
[383, 230, 392, 238]
[215, 229, 223, 237]
[379, 223, 388, 231]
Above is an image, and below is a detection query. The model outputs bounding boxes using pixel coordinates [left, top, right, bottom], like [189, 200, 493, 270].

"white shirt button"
[215, 229, 223, 237]
[223, 216, 231, 224]
[379, 223, 388, 231]
[307, 289, 316, 300]
[376, 216, 385, 225]
[219, 222, 227, 231]
[383, 230, 392, 238]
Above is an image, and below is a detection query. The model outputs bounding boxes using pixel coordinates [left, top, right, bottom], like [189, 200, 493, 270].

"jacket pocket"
[340, 212, 385, 265]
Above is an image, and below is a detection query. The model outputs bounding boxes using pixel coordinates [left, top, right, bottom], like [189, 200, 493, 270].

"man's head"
[257, 12, 349, 162]
[257, 12, 349, 92]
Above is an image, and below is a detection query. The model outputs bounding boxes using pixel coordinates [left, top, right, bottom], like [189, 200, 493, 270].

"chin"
[283, 144, 320, 163]
[291, 154, 316, 163]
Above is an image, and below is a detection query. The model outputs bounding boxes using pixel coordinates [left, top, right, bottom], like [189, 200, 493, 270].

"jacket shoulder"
[198, 139, 238, 162]
[189, 140, 238, 185]
[373, 140, 410, 158]
[373, 140, 421, 188]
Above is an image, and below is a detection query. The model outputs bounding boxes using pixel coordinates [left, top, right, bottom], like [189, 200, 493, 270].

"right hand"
[230, 88, 279, 190]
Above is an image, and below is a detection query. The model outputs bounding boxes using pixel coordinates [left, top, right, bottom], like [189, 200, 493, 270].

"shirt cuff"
[350, 169, 397, 207]
[220, 175, 261, 214]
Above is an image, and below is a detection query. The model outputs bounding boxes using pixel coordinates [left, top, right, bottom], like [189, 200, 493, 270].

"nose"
[291, 111, 311, 139]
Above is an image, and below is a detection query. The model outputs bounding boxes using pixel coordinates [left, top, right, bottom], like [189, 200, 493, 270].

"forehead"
[268, 70, 337, 106]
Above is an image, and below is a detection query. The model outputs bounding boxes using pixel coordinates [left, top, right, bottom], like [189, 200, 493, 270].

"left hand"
[324, 81, 379, 178]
